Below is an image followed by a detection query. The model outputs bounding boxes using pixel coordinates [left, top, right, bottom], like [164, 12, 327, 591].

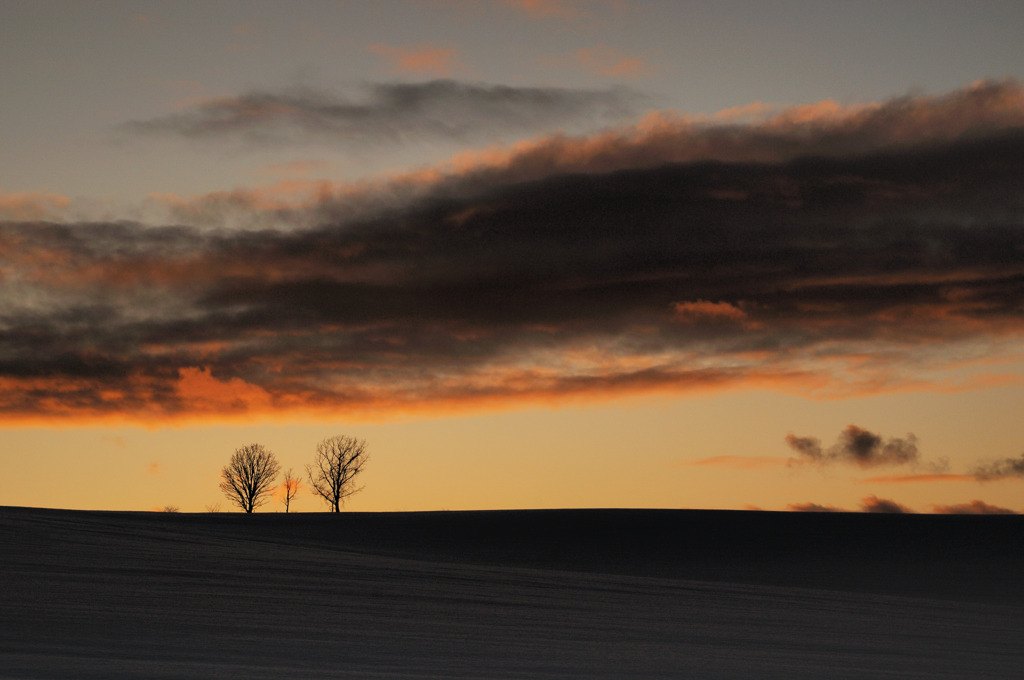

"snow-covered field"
[1, 507, 1021, 679]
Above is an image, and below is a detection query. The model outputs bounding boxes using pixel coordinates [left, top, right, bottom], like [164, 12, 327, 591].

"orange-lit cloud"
[4, 81, 1024, 423]
[146, 462, 163, 476]
[574, 47, 653, 78]
[258, 159, 335, 178]
[368, 43, 460, 76]
[503, 0, 591, 20]
[0, 192, 71, 220]
[932, 500, 1016, 514]
[175, 367, 275, 414]
[148, 179, 339, 230]
[709, 101, 775, 123]
[435, 78, 1024, 184]
[672, 300, 752, 326]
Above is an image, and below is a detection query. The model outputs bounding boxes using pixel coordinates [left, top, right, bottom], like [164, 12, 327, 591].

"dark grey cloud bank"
[122, 80, 640, 146]
[4, 82, 1024, 419]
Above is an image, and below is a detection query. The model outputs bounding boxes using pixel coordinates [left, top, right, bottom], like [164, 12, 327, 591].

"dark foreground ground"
[1, 506, 1022, 679]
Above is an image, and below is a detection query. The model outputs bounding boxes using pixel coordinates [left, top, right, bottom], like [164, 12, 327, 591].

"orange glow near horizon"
[3, 380, 1024, 516]
[2, 350, 1023, 429]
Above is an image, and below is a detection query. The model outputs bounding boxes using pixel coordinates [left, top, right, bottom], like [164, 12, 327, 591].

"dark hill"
[3, 506, 1023, 679]
[2, 506, 1021, 603]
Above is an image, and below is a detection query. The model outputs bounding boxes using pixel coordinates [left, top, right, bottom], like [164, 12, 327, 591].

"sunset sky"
[2, 0, 1024, 513]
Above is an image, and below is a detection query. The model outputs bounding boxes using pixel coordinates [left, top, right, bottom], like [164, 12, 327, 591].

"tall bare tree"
[279, 468, 302, 513]
[220, 443, 281, 513]
[307, 435, 368, 512]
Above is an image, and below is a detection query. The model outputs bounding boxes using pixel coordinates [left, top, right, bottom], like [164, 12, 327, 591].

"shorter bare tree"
[220, 443, 281, 513]
[279, 468, 302, 513]
[307, 435, 368, 512]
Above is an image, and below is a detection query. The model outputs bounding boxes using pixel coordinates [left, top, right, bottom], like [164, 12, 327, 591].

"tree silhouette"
[219, 443, 281, 513]
[279, 468, 302, 513]
[307, 435, 368, 512]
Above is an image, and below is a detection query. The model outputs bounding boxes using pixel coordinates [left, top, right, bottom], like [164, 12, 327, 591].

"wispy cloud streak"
[121, 81, 640, 146]
[861, 473, 976, 484]
[4, 81, 1024, 421]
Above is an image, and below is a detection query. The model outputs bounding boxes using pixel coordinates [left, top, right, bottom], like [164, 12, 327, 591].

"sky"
[2, 0, 1024, 513]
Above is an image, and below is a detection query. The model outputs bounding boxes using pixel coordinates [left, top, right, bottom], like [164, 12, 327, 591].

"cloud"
[502, 0, 593, 20]
[259, 160, 335, 178]
[121, 81, 640, 147]
[972, 453, 1024, 480]
[932, 500, 1016, 514]
[860, 473, 976, 483]
[435, 78, 1024, 183]
[146, 462, 163, 476]
[3, 81, 1024, 422]
[574, 47, 654, 79]
[787, 502, 846, 512]
[0, 192, 71, 221]
[368, 43, 461, 76]
[671, 300, 751, 325]
[859, 495, 913, 513]
[786, 426, 920, 467]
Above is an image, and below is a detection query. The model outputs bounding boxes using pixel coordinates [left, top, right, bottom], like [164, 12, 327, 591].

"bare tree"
[307, 435, 368, 512]
[220, 443, 281, 513]
[279, 468, 302, 513]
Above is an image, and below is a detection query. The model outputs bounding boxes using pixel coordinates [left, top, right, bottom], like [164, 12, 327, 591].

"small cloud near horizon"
[932, 500, 1016, 514]
[787, 502, 847, 512]
[786, 425, 922, 468]
[859, 495, 913, 513]
[972, 453, 1024, 480]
